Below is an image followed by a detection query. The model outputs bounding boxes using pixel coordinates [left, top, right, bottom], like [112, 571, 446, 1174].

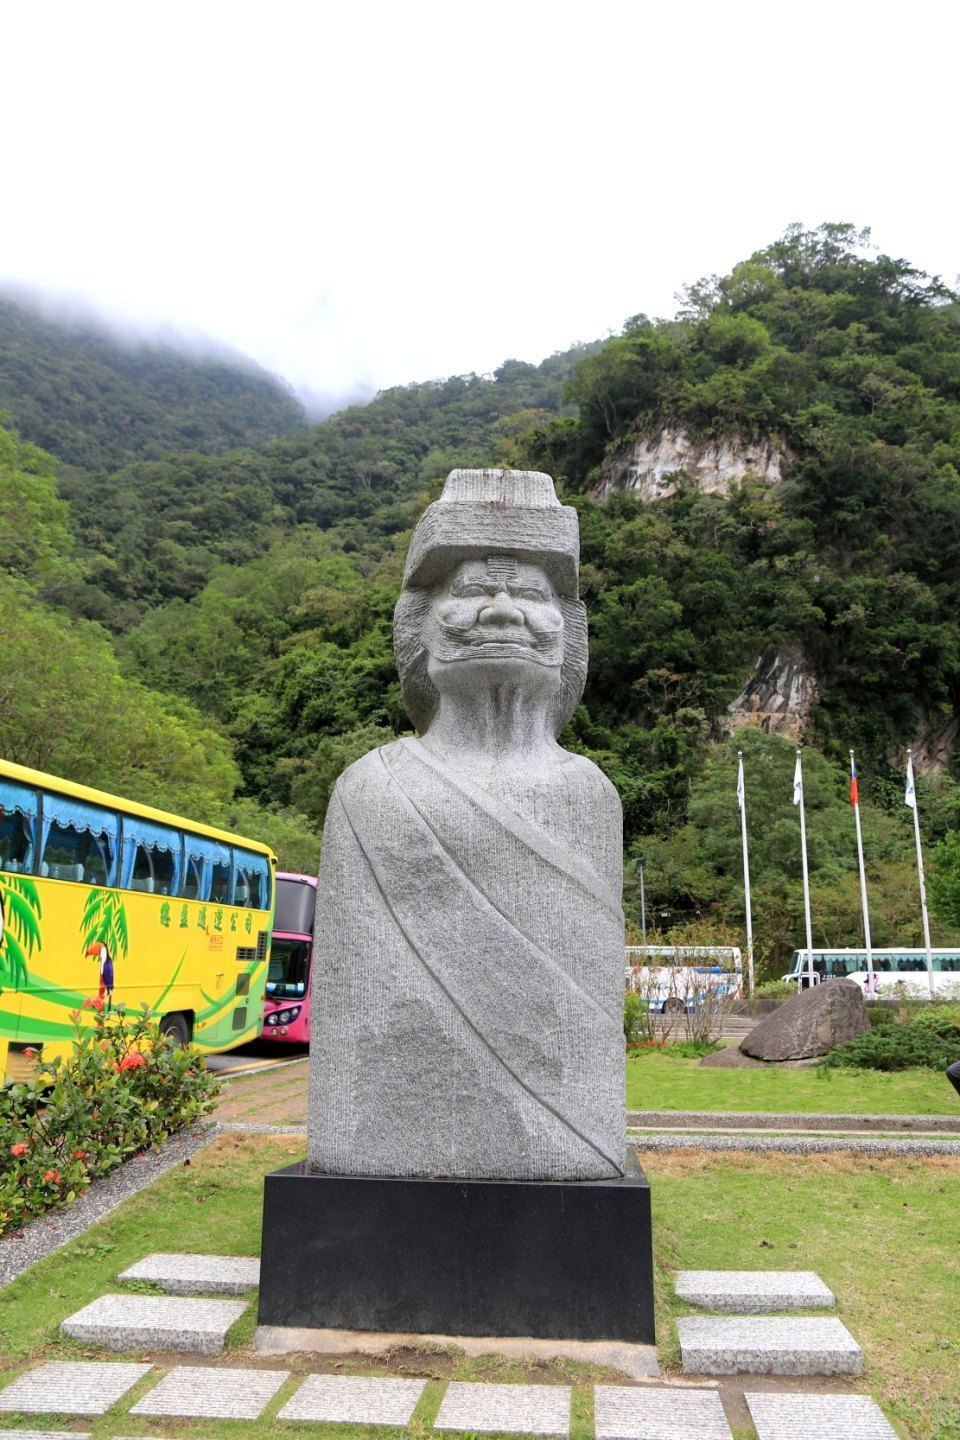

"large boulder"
[740, 979, 869, 1062]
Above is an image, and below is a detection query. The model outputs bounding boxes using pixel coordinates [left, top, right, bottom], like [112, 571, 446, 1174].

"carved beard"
[423, 610, 564, 669]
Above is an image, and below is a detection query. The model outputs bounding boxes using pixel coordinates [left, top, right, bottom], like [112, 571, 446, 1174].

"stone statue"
[308, 468, 625, 1182]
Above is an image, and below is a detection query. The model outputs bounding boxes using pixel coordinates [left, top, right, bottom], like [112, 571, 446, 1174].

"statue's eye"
[455, 584, 486, 597]
[515, 587, 549, 601]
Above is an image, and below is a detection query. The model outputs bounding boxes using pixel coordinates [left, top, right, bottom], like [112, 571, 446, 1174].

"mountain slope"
[0, 292, 305, 470]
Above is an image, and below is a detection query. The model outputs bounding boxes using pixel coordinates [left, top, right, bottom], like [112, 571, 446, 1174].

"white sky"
[3, 0, 958, 413]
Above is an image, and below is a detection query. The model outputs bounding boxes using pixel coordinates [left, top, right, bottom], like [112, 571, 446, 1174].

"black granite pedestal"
[257, 1150, 654, 1344]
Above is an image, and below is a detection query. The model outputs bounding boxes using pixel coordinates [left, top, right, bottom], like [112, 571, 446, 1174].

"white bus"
[783, 948, 960, 999]
[626, 946, 743, 1014]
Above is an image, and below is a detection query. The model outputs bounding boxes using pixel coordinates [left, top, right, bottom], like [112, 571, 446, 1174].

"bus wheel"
[159, 1013, 191, 1048]
[663, 997, 687, 1015]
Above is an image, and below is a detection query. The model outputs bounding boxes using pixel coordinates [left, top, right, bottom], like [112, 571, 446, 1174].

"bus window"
[181, 834, 230, 903]
[182, 853, 203, 900]
[40, 796, 118, 886]
[234, 851, 270, 909]
[827, 956, 854, 977]
[266, 938, 310, 998]
[120, 818, 181, 895]
[896, 956, 925, 972]
[211, 857, 232, 904]
[0, 779, 37, 874]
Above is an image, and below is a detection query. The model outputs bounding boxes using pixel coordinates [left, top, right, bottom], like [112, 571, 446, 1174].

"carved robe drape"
[308, 738, 625, 1181]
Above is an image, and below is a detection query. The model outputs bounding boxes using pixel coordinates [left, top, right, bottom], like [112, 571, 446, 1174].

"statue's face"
[424, 556, 564, 682]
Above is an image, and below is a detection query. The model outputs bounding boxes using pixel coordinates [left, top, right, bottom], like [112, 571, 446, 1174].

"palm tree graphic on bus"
[81, 888, 129, 1008]
[0, 874, 43, 991]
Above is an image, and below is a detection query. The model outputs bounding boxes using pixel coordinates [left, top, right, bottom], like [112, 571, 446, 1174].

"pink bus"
[261, 871, 315, 1043]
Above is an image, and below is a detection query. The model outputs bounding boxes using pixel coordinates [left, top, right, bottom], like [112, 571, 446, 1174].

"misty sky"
[4, 1, 957, 413]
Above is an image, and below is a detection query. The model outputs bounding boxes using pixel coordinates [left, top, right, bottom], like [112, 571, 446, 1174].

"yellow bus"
[0, 759, 276, 1084]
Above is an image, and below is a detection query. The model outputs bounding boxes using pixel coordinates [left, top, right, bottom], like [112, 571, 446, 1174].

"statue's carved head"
[394, 470, 588, 736]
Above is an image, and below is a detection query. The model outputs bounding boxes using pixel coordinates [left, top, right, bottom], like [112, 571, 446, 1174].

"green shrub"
[821, 1026, 957, 1073]
[866, 1005, 899, 1030]
[907, 1004, 960, 1041]
[0, 1003, 218, 1234]
[624, 989, 645, 1045]
[753, 979, 797, 1001]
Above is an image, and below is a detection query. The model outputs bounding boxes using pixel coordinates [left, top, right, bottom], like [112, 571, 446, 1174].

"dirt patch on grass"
[191, 1130, 305, 1169]
[638, 1147, 960, 1179]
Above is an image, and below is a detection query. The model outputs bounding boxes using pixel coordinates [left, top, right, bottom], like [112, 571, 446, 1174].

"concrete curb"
[633, 1134, 960, 1157]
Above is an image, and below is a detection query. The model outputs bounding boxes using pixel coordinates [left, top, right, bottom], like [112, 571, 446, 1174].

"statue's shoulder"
[333, 739, 404, 801]
[559, 749, 622, 810]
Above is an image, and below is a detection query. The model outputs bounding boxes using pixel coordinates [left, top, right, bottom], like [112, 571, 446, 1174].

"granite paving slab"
[678, 1316, 863, 1376]
[675, 1270, 835, 1312]
[435, 1381, 570, 1436]
[130, 1365, 289, 1420]
[595, 1384, 732, 1439]
[278, 1375, 426, 1425]
[746, 1392, 898, 1439]
[0, 1361, 152, 1415]
[119, 1252, 260, 1294]
[0, 1432, 91, 1439]
[60, 1294, 247, 1355]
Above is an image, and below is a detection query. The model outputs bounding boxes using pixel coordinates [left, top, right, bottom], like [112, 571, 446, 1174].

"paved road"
[206, 1040, 308, 1076]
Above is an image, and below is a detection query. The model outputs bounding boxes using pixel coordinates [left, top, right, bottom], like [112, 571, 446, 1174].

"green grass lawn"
[627, 1050, 960, 1114]
[647, 1146, 960, 1440]
[1, 1132, 958, 1439]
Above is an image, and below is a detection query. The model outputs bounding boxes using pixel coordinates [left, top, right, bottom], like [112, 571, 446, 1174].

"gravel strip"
[627, 1109, 960, 1133]
[218, 1121, 307, 1135]
[0, 1123, 216, 1290]
[632, 1134, 960, 1157]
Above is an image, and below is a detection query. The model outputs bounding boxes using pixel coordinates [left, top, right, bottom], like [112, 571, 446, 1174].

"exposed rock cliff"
[893, 715, 960, 775]
[595, 427, 790, 501]
[720, 647, 819, 740]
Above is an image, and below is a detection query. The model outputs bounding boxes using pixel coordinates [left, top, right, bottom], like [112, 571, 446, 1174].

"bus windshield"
[267, 937, 311, 999]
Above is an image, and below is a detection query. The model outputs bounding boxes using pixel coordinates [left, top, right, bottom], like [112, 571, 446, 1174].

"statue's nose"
[478, 590, 524, 626]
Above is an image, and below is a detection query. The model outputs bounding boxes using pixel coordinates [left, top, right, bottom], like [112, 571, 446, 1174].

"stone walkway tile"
[0, 1432, 92, 1439]
[130, 1365, 289, 1420]
[278, 1375, 426, 1425]
[435, 1381, 570, 1437]
[746, 1392, 898, 1439]
[675, 1271, 834, 1313]
[595, 1384, 731, 1439]
[119, 1252, 260, 1295]
[678, 1316, 863, 1376]
[60, 1294, 246, 1355]
[0, 1361, 152, 1415]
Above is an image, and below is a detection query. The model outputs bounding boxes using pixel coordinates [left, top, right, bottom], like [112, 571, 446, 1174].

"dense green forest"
[4, 225, 960, 975]
[0, 293, 304, 471]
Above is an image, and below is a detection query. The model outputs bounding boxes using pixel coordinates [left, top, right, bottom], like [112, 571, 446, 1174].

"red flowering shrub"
[1, 1004, 218, 1234]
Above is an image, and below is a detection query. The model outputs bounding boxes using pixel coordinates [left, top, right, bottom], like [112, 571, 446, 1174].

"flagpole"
[737, 751, 755, 997]
[850, 750, 874, 994]
[795, 748, 815, 987]
[906, 750, 935, 1000]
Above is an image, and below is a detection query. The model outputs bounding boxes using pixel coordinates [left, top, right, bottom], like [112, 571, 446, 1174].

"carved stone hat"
[402, 468, 580, 599]
[395, 468, 588, 735]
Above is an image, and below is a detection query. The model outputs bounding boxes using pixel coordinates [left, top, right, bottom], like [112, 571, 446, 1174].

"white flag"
[905, 757, 917, 810]
[793, 753, 803, 806]
[737, 755, 745, 812]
